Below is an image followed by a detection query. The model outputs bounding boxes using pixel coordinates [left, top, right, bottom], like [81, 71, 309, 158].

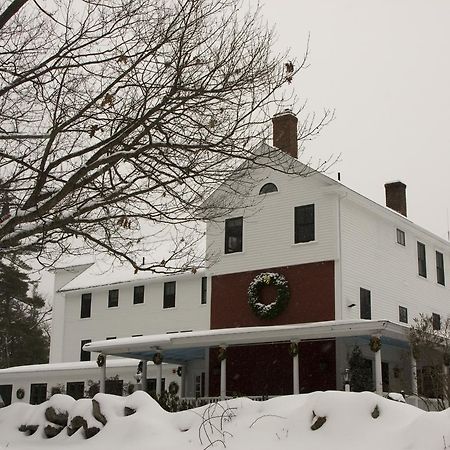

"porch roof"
[84, 320, 410, 364]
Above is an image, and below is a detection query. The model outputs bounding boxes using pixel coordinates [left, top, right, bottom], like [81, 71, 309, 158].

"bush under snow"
[0, 391, 449, 449]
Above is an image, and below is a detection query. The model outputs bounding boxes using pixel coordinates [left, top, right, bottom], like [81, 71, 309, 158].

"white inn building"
[1, 111, 449, 408]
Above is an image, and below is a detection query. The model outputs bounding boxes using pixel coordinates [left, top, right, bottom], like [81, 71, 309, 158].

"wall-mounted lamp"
[347, 303, 356, 308]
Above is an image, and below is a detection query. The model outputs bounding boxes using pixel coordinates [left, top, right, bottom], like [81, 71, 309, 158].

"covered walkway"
[84, 319, 411, 399]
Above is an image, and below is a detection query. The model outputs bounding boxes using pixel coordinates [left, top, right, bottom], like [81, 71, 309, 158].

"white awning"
[84, 320, 409, 364]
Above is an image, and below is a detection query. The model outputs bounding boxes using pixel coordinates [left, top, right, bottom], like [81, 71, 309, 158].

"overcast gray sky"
[260, 0, 450, 239]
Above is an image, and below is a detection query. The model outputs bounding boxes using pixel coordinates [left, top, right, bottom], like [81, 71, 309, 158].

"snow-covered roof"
[0, 358, 139, 375]
[59, 265, 207, 293]
[84, 320, 409, 364]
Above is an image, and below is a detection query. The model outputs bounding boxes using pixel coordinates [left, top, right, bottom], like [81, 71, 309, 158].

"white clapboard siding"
[60, 275, 210, 362]
[340, 195, 450, 325]
[206, 166, 339, 276]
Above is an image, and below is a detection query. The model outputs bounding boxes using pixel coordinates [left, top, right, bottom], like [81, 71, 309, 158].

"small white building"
[1, 111, 449, 406]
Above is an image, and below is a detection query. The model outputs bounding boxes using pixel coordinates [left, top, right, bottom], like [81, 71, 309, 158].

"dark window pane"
[106, 336, 116, 340]
[133, 285, 145, 304]
[360, 288, 371, 320]
[225, 217, 243, 254]
[0, 385, 12, 406]
[201, 277, 207, 304]
[80, 339, 91, 361]
[417, 242, 427, 277]
[30, 383, 47, 405]
[294, 204, 315, 243]
[108, 289, 119, 308]
[259, 183, 278, 195]
[80, 293, 91, 318]
[432, 313, 441, 331]
[399, 306, 408, 323]
[66, 382, 85, 400]
[163, 281, 176, 309]
[105, 379, 123, 396]
[436, 251, 445, 286]
[396, 229, 405, 246]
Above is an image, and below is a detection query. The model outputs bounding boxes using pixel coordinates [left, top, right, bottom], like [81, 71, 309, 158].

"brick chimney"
[385, 181, 407, 217]
[272, 110, 298, 158]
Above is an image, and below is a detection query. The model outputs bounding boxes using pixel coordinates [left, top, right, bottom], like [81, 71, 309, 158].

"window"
[133, 285, 145, 304]
[105, 379, 123, 396]
[106, 336, 116, 340]
[294, 204, 315, 243]
[432, 313, 441, 331]
[399, 306, 408, 323]
[259, 183, 278, 195]
[80, 293, 92, 319]
[163, 281, 176, 308]
[132, 334, 143, 337]
[201, 277, 207, 304]
[66, 382, 85, 400]
[436, 251, 445, 286]
[225, 217, 243, 254]
[108, 289, 119, 308]
[417, 242, 427, 277]
[30, 383, 47, 405]
[360, 288, 371, 320]
[396, 228, 405, 246]
[80, 339, 91, 361]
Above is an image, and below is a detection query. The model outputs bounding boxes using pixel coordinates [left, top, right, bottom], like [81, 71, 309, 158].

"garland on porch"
[369, 336, 381, 353]
[217, 346, 227, 362]
[96, 354, 105, 367]
[248, 272, 290, 320]
[289, 342, 299, 357]
[153, 352, 163, 365]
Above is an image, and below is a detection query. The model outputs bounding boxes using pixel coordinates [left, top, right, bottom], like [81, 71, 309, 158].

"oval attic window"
[259, 183, 278, 195]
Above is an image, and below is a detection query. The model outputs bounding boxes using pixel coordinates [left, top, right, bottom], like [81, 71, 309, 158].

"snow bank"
[0, 391, 449, 450]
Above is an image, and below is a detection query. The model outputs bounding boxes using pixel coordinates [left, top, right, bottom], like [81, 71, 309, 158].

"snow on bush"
[1, 391, 450, 449]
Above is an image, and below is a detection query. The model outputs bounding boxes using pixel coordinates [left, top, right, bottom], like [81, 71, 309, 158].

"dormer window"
[259, 183, 278, 195]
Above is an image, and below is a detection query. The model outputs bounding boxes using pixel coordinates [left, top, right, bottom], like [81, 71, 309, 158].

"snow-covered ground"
[1, 391, 449, 450]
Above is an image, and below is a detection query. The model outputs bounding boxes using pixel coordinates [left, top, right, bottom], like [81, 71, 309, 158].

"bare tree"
[409, 314, 450, 410]
[0, 0, 333, 272]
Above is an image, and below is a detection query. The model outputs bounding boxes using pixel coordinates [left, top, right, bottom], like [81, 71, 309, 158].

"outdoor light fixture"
[347, 303, 356, 308]
[344, 368, 350, 392]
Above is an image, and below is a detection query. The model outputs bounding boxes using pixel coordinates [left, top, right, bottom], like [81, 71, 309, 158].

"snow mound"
[0, 391, 449, 450]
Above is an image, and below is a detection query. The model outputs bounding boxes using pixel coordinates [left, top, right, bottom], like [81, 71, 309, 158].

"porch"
[84, 319, 415, 399]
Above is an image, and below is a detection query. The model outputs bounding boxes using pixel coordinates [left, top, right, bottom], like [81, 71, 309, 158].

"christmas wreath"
[369, 336, 381, 353]
[16, 388, 25, 400]
[248, 272, 290, 320]
[96, 354, 105, 367]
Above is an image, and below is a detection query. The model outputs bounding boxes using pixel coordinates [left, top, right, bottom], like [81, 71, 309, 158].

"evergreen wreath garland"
[153, 352, 163, 365]
[248, 272, 290, 320]
[16, 388, 25, 400]
[369, 336, 381, 353]
[96, 354, 105, 367]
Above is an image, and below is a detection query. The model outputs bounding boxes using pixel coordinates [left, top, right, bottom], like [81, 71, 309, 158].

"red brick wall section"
[209, 340, 336, 397]
[211, 261, 335, 329]
[208, 261, 336, 396]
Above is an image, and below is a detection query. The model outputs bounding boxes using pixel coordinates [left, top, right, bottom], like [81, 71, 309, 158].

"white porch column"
[219, 346, 227, 400]
[410, 355, 419, 408]
[180, 365, 185, 398]
[291, 342, 299, 395]
[411, 356, 418, 395]
[141, 360, 147, 392]
[99, 354, 107, 393]
[374, 347, 383, 395]
[156, 363, 162, 396]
